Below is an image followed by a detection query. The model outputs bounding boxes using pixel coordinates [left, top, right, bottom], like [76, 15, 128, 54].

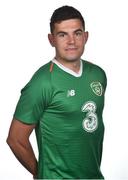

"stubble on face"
[52, 19, 87, 64]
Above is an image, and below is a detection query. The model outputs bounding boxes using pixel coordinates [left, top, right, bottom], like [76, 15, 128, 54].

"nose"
[67, 35, 75, 44]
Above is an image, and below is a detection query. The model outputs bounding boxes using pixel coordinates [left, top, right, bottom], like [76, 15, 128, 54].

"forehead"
[53, 19, 84, 33]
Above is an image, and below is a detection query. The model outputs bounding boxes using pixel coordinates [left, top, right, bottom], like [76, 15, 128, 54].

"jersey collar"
[52, 58, 83, 77]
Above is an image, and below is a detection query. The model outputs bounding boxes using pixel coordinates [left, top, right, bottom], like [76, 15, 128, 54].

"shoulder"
[32, 61, 52, 80]
[82, 60, 107, 89]
[82, 60, 106, 77]
[28, 61, 53, 87]
[21, 61, 53, 93]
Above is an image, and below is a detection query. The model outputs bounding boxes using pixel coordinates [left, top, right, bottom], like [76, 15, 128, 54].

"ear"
[48, 34, 55, 47]
[84, 31, 89, 44]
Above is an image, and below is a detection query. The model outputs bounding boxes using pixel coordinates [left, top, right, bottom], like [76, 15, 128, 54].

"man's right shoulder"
[35, 61, 52, 75]
[32, 61, 52, 80]
[26, 61, 53, 90]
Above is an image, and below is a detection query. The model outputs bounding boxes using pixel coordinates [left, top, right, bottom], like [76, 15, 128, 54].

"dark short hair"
[50, 5, 85, 33]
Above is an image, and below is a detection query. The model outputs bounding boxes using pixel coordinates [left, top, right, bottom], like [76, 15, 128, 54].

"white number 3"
[81, 101, 98, 132]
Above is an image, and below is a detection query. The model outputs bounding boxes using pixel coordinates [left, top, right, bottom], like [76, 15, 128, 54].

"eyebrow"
[56, 28, 84, 35]
[56, 31, 67, 35]
[74, 29, 84, 33]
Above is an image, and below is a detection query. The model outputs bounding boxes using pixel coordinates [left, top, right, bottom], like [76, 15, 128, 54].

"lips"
[65, 47, 77, 51]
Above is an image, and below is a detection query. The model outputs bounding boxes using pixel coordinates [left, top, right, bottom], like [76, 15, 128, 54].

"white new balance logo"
[67, 90, 75, 97]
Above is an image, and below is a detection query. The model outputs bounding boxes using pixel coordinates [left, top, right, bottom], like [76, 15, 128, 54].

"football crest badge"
[90, 82, 103, 96]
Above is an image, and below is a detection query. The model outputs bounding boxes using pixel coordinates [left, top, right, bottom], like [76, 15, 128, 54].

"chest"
[49, 73, 105, 115]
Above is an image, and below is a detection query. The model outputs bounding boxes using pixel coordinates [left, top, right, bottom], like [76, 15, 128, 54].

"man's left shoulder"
[83, 60, 106, 76]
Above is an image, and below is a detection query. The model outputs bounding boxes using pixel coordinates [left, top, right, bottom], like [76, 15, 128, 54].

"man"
[7, 5, 107, 179]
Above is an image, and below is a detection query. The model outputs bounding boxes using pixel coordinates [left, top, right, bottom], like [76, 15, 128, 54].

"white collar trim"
[52, 59, 83, 77]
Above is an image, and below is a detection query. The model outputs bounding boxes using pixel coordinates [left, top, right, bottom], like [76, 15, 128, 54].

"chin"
[64, 53, 82, 62]
[65, 57, 80, 62]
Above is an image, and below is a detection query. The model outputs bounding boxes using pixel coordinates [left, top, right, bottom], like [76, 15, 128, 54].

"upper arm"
[7, 119, 36, 143]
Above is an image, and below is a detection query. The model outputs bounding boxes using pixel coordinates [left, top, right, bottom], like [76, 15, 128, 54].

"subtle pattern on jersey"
[14, 60, 107, 179]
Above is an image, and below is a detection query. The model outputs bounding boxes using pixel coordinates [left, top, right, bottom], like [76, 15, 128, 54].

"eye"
[75, 31, 83, 36]
[58, 33, 66, 37]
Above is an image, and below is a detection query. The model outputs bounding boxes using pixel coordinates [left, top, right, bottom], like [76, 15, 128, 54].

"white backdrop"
[0, 0, 128, 179]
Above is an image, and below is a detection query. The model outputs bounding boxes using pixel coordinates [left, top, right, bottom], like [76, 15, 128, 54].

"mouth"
[65, 47, 78, 51]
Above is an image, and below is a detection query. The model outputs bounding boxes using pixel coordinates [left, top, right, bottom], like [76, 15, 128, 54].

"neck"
[55, 58, 81, 73]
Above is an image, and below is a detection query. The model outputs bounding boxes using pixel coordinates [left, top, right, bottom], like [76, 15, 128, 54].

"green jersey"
[14, 59, 107, 179]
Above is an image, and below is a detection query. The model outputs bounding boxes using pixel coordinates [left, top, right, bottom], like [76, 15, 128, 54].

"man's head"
[50, 6, 85, 34]
[48, 6, 88, 63]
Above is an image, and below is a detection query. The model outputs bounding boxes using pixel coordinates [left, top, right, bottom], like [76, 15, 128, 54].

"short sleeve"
[13, 69, 51, 124]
